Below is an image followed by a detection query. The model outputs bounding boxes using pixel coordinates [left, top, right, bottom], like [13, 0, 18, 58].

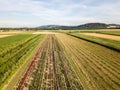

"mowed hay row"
[56, 34, 120, 90]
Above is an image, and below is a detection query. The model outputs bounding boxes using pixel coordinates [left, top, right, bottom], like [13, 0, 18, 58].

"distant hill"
[37, 25, 75, 29]
[77, 23, 108, 29]
[1, 23, 120, 30]
[37, 23, 120, 30]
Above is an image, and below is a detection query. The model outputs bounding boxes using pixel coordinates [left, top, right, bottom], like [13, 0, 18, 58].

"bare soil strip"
[81, 33, 120, 41]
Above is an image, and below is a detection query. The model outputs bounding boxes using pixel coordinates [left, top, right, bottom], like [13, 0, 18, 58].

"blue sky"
[0, 0, 120, 27]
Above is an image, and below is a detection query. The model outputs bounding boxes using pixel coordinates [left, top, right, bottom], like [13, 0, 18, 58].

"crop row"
[0, 35, 40, 65]
[0, 34, 34, 52]
[16, 35, 49, 90]
[56, 34, 120, 90]
[0, 34, 45, 88]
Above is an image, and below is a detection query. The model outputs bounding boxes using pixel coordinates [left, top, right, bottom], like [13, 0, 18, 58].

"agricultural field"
[0, 30, 120, 90]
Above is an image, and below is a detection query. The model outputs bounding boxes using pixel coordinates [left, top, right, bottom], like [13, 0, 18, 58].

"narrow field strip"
[81, 33, 120, 41]
[16, 35, 48, 90]
[74, 30, 120, 36]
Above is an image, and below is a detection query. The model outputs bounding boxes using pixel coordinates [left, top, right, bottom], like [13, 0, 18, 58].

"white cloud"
[0, 0, 120, 27]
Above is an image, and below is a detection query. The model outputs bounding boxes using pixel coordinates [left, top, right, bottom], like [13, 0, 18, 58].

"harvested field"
[81, 33, 120, 41]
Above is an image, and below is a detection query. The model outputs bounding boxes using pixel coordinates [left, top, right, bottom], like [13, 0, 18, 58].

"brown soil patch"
[81, 33, 120, 41]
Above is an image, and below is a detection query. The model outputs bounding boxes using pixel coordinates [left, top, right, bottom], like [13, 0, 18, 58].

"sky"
[0, 0, 120, 27]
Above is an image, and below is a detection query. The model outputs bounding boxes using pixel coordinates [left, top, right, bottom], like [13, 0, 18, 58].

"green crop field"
[78, 29, 120, 36]
[0, 31, 120, 90]
[0, 33, 46, 89]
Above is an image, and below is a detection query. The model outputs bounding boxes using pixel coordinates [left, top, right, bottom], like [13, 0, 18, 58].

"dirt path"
[81, 33, 120, 41]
